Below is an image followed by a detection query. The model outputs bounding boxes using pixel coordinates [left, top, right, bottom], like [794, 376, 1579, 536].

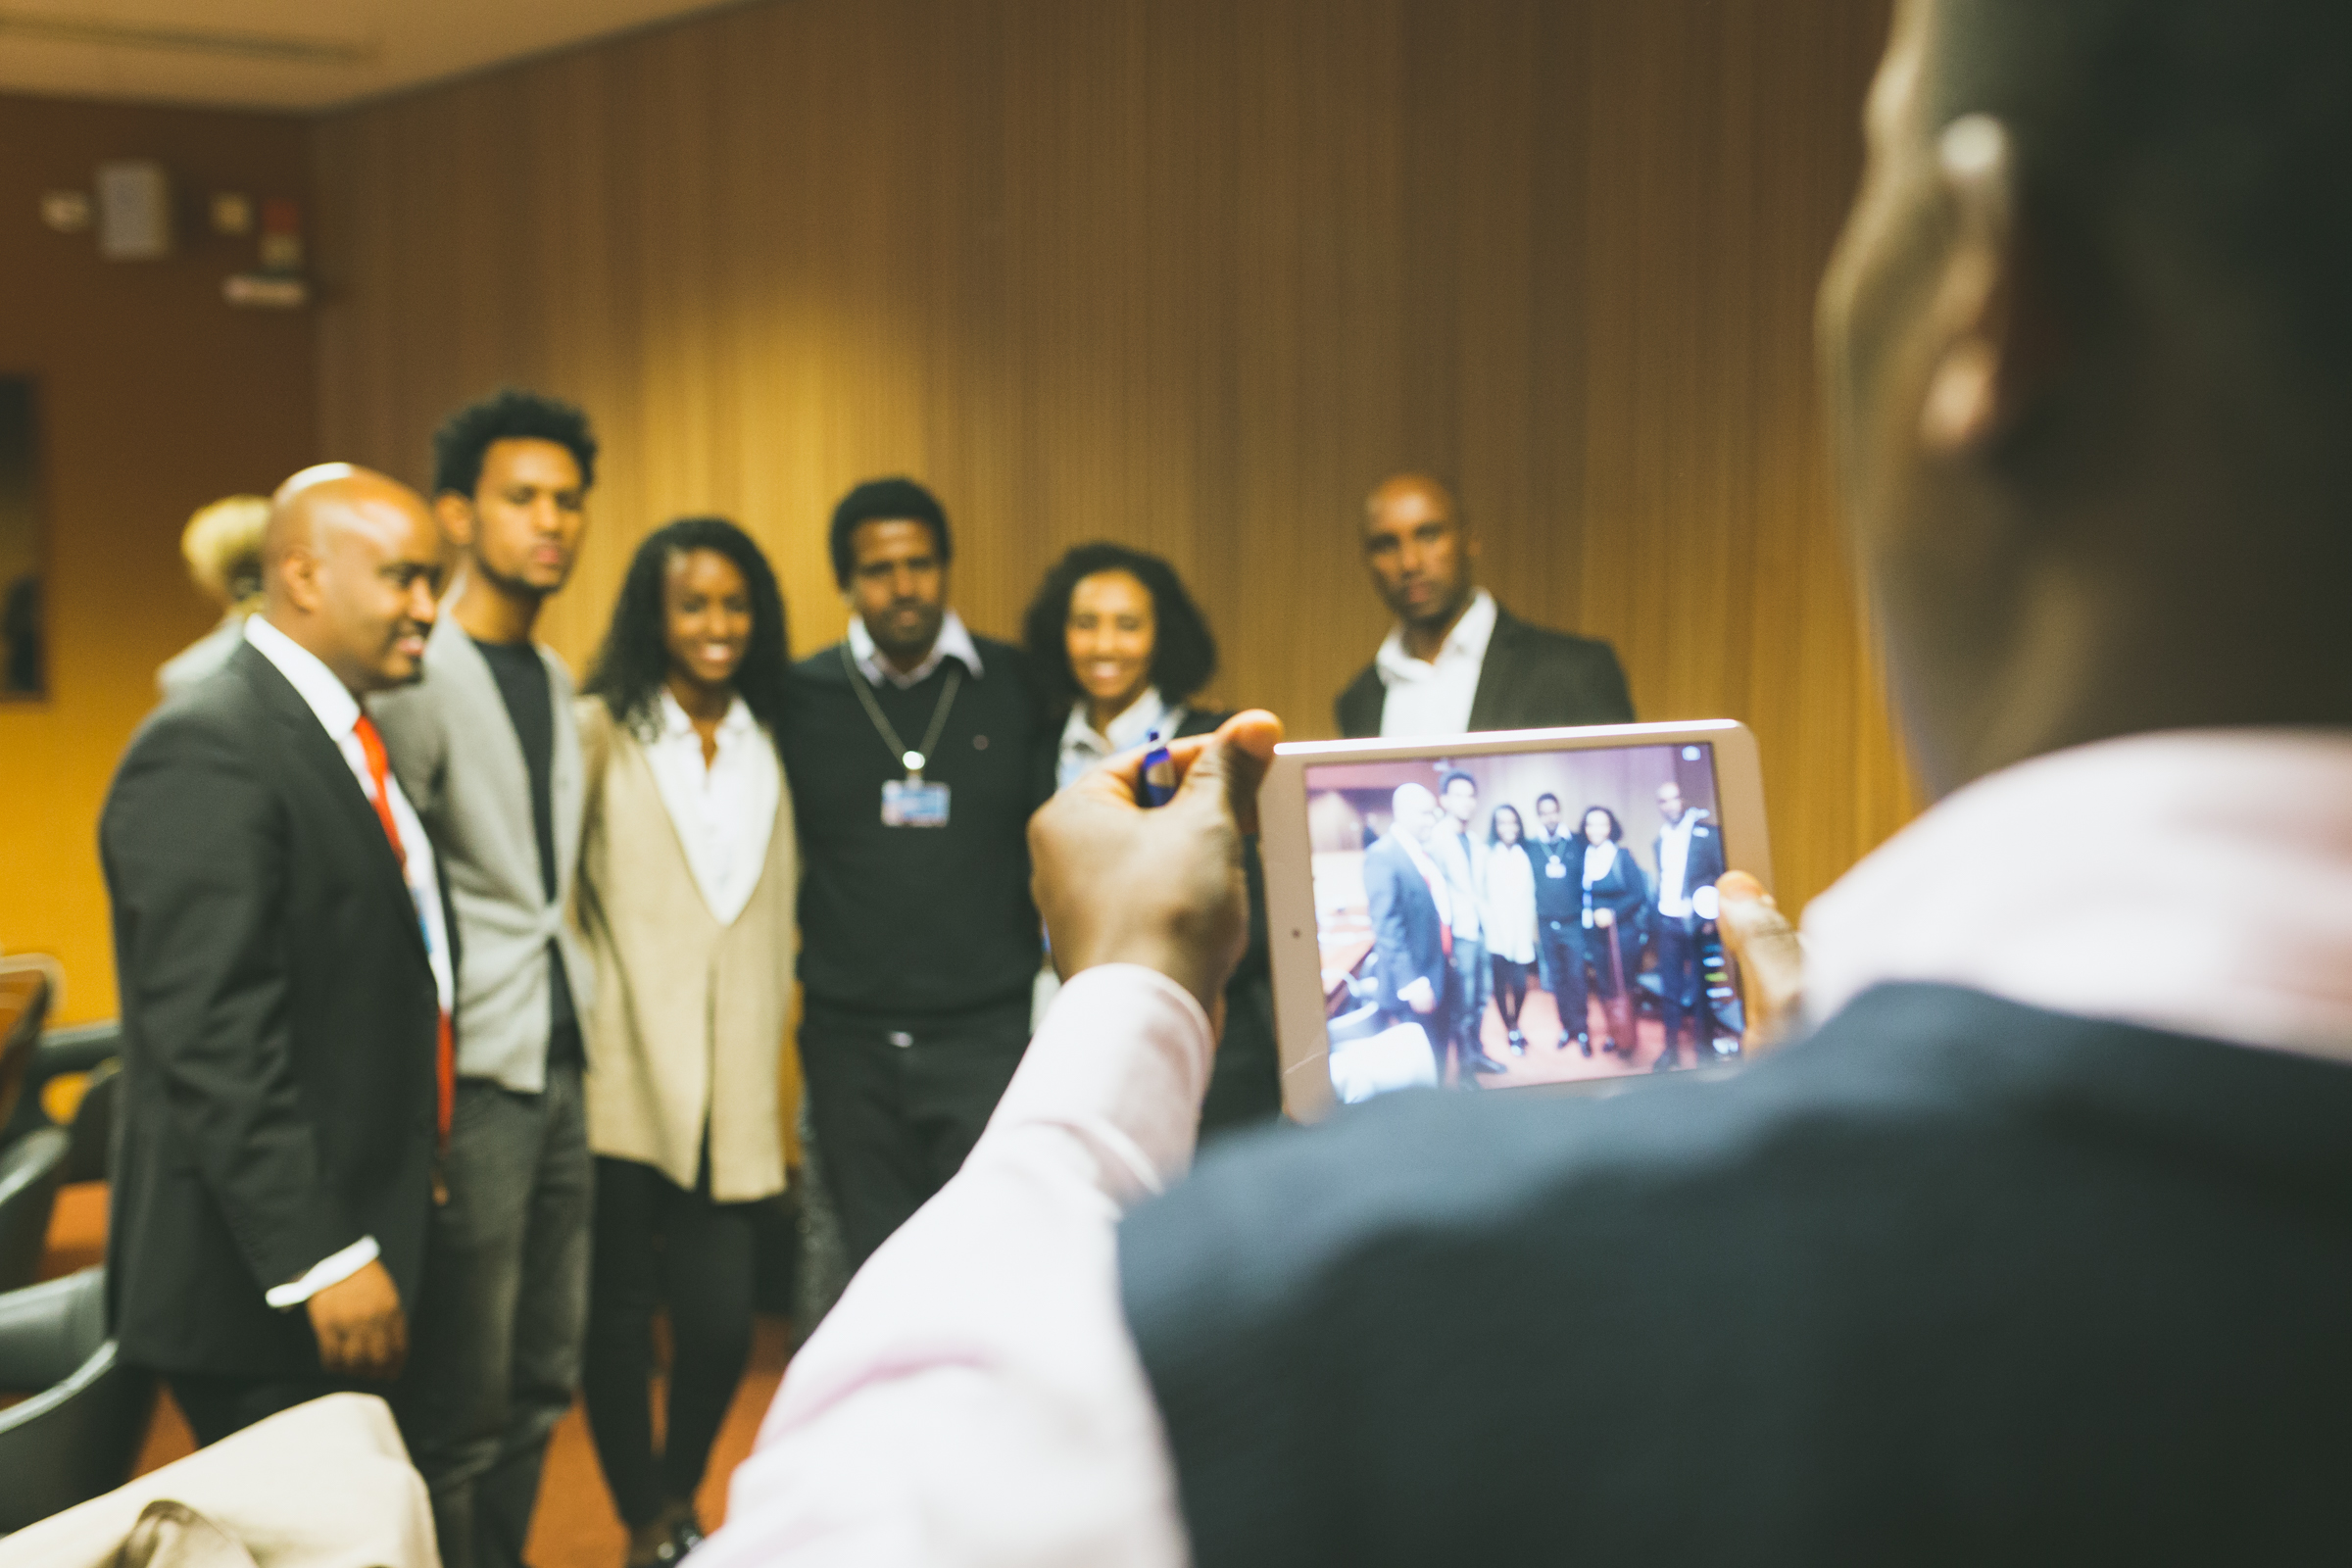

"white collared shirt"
[1056, 688, 1182, 794]
[848, 608, 986, 691]
[1373, 588, 1497, 739]
[642, 689, 781, 928]
[1657, 810, 1699, 917]
[246, 615, 454, 1308]
[1432, 824, 1485, 940]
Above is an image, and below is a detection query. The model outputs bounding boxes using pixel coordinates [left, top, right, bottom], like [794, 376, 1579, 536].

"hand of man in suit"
[1396, 976, 1439, 1014]
[308, 1258, 409, 1380]
[1031, 710, 1282, 1024]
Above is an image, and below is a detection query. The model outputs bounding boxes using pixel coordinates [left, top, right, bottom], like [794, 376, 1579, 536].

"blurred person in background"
[1577, 805, 1649, 1057]
[575, 518, 799, 1568]
[1022, 541, 1280, 1135]
[1649, 779, 1727, 1072]
[371, 388, 600, 1568]
[1337, 472, 1634, 739]
[159, 494, 271, 699]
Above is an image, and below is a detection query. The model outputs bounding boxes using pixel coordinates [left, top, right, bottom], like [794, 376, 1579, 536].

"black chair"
[1, 1018, 122, 1155]
[58, 1056, 120, 1187]
[0, 1128, 71, 1295]
[0, 1267, 157, 1536]
[0, 969, 52, 1139]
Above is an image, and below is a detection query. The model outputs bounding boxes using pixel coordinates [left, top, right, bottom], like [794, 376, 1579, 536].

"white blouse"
[1482, 841, 1539, 963]
[642, 689, 780, 928]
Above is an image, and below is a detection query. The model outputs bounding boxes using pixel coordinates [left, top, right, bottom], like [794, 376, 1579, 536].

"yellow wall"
[0, 93, 317, 1023]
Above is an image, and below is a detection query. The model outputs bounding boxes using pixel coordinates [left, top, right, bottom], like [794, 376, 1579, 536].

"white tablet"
[1260, 720, 1772, 1122]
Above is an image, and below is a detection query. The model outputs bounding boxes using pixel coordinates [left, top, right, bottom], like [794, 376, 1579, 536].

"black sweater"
[781, 635, 1048, 1019]
[1124, 983, 2352, 1566]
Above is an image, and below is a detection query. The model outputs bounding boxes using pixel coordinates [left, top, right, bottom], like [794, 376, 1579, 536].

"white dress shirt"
[642, 690, 781, 928]
[1056, 688, 1182, 794]
[848, 608, 985, 690]
[699, 727, 2352, 1568]
[1656, 811, 1698, 917]
[1432, 825, 1486, 941]
[245, 615, 453, 1307]
[1374, 588, 1496, 738]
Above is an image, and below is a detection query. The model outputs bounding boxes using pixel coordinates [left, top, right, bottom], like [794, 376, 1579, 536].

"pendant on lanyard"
[845, 640, 961, 828]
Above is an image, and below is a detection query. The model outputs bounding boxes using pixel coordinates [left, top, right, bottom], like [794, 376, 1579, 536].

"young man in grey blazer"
[370, 389, 598, 1568]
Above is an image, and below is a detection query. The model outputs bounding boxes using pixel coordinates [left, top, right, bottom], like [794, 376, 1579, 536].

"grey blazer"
[369, 615, 593, 1094]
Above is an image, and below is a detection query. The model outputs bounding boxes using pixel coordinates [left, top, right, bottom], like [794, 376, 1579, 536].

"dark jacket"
[1652, 813, 1727, 919]
[99, 642, 441, 1377]
[1335, 602, 1635, 739]
[1578, 840, 1651, 945]
[1361, 834, 1447, 1023]
[1124, 985, 2352, 1565]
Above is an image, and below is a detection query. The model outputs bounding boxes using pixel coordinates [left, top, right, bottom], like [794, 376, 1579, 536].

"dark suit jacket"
[1336, 603, 1635, 739]
[99, 641, 441, 1378]
[1361, 834, 1446, 1021]
[1652, 813, 1727, 918]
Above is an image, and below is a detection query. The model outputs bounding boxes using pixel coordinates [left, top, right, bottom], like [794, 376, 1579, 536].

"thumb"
[1175, 710, 1283, 833]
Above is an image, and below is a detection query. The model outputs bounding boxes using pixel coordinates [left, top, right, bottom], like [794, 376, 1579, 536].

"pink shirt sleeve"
[694, 964, 1216, 1568]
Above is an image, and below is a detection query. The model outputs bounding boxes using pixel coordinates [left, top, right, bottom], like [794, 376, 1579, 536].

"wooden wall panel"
[314, 0, 1906, 918]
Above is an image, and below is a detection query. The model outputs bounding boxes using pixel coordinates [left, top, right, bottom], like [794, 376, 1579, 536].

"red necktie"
[1405, 847, 1453, 957]
[354, 714, 455, 1144]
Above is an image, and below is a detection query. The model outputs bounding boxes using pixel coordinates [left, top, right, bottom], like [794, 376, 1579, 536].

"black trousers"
[168, 1371, 376, 1448]
[1491, 956, 1531, 1030]
[1538, 918, 1589, 1040]
[580, 1153, 758, 1530]
[798, 1000, 1032, 1268]
[1654, 915, 1710, 1050]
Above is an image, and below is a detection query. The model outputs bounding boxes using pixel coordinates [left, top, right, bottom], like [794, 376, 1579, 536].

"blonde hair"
[181, 495, 271, 612]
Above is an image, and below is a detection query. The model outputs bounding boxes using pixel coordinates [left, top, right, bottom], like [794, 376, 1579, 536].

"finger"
[1173, 710, 1283, 834]
[1715, 870, 1804, 1048]
[1069, 732, 1220, 804]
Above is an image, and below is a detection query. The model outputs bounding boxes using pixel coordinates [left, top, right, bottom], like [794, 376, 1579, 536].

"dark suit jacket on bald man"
[1336, 602, 1635, 739]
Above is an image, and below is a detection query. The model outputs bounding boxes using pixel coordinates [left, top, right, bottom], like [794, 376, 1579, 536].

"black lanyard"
[841, 639, 962, 780]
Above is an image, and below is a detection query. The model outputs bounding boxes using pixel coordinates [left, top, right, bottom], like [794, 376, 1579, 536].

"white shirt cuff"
[265, 1235, 379, 1310]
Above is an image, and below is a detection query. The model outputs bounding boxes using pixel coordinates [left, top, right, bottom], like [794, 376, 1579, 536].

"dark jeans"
[581, 1154, 758, 1530]
[395, 1062, 592, 1568]
[1491, 956, 1531, 1031]
[1539, 918, 1589, 1041]
[1654, 915, 1711, 1052]
[169, 1372, 369, 1448]
[1446, 935, 1491, 1066]
[798, 1001, 1032, 1269]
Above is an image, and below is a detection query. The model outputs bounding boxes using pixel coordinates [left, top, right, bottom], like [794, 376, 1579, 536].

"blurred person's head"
[1582, 806, 1623, 846]
[181, 495, 271, 614]
[1023, 542, 1218, 729]
[1658, 782, 1688, 824]
[264, 465, 442, 695]
[1440, 770, 1479, 825]
[585, 516, 791, 738]
[1819, 0, 2352, 799]
[1362, 473, 1477, 637]
[1492, 804, 1526, 847]
[1391, 783, 1440, 844]
[431, 388, 596, 605]
[1535, 793, 1563, 835]
[831, 478, 951, 671]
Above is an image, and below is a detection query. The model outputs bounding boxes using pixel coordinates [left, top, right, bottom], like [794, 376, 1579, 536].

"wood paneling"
[0, 92, 316, 1022]
[314, 0, 1907, 918]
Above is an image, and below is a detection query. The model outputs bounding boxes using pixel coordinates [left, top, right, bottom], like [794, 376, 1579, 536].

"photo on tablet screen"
[1304, 741, 1742, 1105]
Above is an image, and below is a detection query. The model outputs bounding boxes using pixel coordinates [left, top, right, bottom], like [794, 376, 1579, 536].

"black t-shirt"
[1122, 983, 2352, 1565]
[472, 636, 579, 1066]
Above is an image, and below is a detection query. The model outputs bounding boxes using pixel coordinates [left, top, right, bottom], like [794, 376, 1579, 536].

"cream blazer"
[574, 700, 796, 1202]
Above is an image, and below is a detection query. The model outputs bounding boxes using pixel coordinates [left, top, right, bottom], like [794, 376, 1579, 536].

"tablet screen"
[1303, 740, 1741, 1103]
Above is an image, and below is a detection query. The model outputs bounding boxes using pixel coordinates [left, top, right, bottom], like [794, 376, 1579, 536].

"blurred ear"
[434, 491, 476, 551]
[277, 544, 325, 614]
[1918, 115, 2058, 458]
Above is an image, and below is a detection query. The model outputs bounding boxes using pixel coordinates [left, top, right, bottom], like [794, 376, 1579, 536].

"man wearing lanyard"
[1530, 793, 1592, 1054]
[780, 477, 1049, 1269]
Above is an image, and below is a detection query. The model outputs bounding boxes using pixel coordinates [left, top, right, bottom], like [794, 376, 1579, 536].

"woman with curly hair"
[575, 517, 797, 1565]
[1021, 541, 1280, 1136]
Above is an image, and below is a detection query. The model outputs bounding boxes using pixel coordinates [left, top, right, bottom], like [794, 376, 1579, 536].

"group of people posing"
[108, 395, 1636, 1567]
[1365, 772, 1727, 1084]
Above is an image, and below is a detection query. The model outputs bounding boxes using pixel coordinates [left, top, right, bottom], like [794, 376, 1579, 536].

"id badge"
[882, 778, 952, 828]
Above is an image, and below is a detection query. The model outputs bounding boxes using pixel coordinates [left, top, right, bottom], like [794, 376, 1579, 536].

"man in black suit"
[1648, 780, 1727, 1071]
[101, 466, 452, 1446]
[1335, 473, 1634, 739]
[1360, 784, 1454, 1077]
[1529, 792, 1591, 1054]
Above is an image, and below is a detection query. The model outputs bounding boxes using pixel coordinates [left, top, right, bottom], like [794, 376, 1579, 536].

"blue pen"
[1140, 728, 1177, 808]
